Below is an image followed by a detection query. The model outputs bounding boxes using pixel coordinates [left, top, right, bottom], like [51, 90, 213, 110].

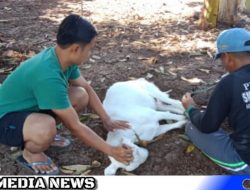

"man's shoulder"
[24, 47, 51, 61]
[218, 73, 233, 87]
[24, 48, 60, 75]
[24, 47, 57, 67]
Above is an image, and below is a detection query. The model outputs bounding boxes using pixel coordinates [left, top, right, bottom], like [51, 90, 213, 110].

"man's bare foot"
[22, 149, 58, 174]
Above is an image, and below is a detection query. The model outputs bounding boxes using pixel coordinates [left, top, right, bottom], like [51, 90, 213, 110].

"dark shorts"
[0, 110, 56, 148]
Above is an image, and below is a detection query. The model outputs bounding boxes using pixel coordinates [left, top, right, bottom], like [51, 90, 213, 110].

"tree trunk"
[246, 0, 250, 13]
[218, 0, 244, 25]
[199, 0, 220, 30]
[199, 0, 245, 30]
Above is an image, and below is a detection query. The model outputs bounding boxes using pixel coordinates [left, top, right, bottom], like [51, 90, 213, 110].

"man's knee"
[37, 117, 57, 143]
[69, 86, 89, 112]
[184, 121, 203, 145]
[185, 121, 195, 137]
[24, 114, 57, 144]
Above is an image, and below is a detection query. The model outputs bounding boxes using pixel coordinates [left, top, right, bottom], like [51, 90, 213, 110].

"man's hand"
[110, 145, 133, 165]
[103, 117, 130, 131]
[181, 92, 196, 109]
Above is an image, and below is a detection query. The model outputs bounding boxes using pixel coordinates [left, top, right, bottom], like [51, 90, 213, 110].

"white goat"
[103, 78, 187, 175]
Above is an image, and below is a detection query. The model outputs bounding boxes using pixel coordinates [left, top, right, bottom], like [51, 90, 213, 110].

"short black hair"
[57, 14, 97, 48]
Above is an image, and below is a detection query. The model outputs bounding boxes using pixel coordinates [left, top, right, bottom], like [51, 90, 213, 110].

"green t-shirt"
[0, 47, 81, 118]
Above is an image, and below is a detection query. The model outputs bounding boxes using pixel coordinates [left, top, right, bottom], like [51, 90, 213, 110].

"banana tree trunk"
[205, 0, 220, 27]
[199, 0, 219, 29]
[200, 0, 245, 29]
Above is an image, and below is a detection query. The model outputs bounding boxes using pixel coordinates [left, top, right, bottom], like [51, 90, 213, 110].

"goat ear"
[121, 137, 125, 144]
[121, 138, 129, 147]
[122, 138, 135, 149]
[104, 164, 119, 175]
[122, 137, 130, 144]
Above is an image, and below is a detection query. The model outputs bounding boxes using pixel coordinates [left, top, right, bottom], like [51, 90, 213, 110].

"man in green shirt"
[0, 14, 133, 175]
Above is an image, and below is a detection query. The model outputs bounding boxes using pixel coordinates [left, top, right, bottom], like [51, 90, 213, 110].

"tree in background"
[199, 0, 246, 30]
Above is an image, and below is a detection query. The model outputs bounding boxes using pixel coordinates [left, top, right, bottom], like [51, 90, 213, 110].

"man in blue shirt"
[182, 28, 250, 174]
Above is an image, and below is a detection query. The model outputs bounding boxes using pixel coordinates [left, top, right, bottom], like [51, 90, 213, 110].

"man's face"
[220, 53, 234, 73]
[72, 37, 96, 65]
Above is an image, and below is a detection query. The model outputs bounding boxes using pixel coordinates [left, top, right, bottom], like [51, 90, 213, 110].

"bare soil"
[0, 0, 249, 175]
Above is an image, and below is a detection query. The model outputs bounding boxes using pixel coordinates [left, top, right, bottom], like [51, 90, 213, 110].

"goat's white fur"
[103, 78, 187, 175]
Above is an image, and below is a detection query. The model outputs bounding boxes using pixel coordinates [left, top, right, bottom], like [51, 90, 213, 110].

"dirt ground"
[0, 0, 249, 175]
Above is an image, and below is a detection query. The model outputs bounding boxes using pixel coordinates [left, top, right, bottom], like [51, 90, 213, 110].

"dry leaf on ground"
[181, 76, 206, 85]
[186, 144, 195, 154]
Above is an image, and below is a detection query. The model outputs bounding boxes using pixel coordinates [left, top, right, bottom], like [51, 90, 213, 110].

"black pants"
[0, 110, 56, 147]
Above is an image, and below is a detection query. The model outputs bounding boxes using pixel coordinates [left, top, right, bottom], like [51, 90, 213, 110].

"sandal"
[16, 155, 59, 175]
[51, 134, 71, 148]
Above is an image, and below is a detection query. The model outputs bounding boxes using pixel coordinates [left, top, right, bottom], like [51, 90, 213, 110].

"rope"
[190, 73, 228, 97]
[191, 83, 217, 96]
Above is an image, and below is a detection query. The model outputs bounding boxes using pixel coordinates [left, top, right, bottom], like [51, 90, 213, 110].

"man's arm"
[52, 107, 132, 164]
[182, 79, 231, 133]
[69, 76, 129, 131]
[70, 76, 110, 121]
